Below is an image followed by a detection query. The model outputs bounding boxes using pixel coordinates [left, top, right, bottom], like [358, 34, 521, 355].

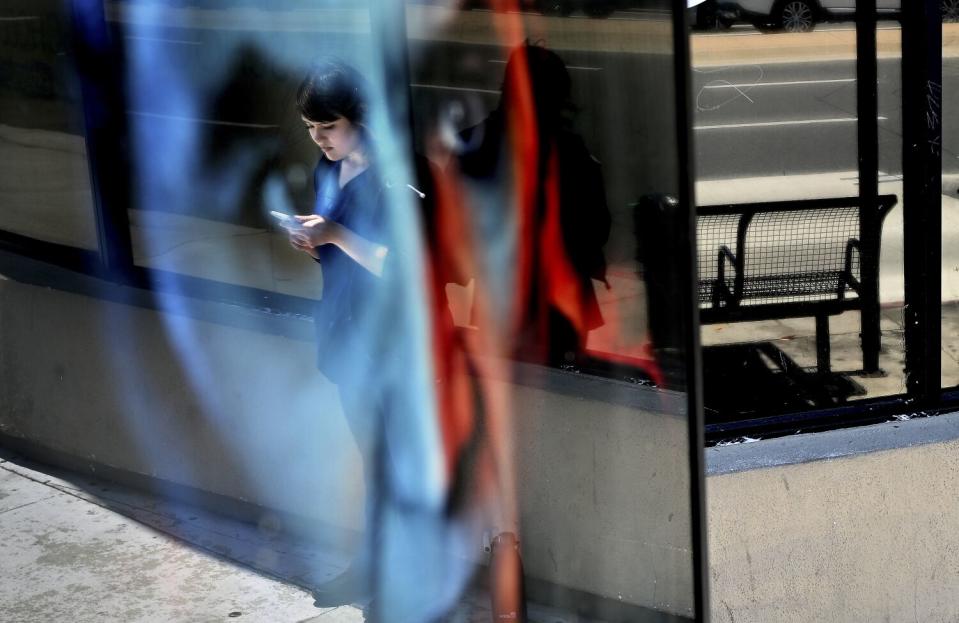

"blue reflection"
[93, 1, 470, 619]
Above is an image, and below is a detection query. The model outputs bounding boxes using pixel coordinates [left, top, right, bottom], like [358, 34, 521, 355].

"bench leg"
[816, 315, 831, 374]
[861, 305, 881, 374]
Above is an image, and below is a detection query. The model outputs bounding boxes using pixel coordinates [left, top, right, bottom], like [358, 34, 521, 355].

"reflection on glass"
[694, 13, 908, 424]
[71, 0, 697, 620]
[0, 1, 97, 249]
[406, 2, 694, 619]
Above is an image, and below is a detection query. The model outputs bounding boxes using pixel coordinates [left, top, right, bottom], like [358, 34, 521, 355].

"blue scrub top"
[311, 158, 388, 385]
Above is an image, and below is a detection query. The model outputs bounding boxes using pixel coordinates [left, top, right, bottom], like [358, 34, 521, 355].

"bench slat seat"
[738, 270, 853, 303]
[699, 271, 855, 306]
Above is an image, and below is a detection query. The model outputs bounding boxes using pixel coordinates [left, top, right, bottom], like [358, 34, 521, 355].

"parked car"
[462, 0, 629, 17]
[465, 0, 736, 20]
[733, 0, 959, 33]
[688, 0, 739, 29]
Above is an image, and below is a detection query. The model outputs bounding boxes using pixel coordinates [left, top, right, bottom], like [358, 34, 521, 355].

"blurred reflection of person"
[285, 58, 477, 623]
[285, 58, 386, 610]
[416, 41, 611, 617]
[457, 42, 611, 367]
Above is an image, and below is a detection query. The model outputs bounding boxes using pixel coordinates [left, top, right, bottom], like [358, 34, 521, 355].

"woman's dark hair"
[296, 58, 368, 125]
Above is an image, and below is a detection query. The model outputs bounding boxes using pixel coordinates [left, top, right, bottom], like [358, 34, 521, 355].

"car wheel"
[944, 0, 959, 22]
[583, 0, 616, 17]
[537, 0, 575, 15]
[774, 0, 815, 32]
[692, 3, 716, 29]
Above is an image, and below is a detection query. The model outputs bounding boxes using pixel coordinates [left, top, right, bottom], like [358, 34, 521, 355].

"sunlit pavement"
[0, 451, 360, 623]
[0, 450, 600, 623]
[691, 24, 959, 66]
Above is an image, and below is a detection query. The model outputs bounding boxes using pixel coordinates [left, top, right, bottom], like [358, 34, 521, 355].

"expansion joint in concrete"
[0, 496, 56, 516]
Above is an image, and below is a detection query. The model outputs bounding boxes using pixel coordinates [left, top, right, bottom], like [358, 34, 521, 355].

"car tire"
[945, 0, 959, 23]
[692, 3, 714, 29]
[694, 2, 733, 30]
[773, 0, 816, 32]
[537, 0, 575, 15]
[583, 0, 616, 17]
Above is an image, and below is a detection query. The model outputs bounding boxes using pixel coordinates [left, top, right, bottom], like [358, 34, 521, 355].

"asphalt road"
[7, 2, 957, 186]
[693, 57, 959, 180]
[408, 37, 959, 181]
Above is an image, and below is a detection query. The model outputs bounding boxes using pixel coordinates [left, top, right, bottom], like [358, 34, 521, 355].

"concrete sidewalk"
[0, 450, 599, 623]
[0, 450, 360, 623]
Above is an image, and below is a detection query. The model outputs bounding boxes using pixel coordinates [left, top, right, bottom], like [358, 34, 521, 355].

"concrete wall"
[0, 275, 695, 618]
[0, 276, 364, 534]
[707, 418, 959, 623]
[509, 378, 693, 615]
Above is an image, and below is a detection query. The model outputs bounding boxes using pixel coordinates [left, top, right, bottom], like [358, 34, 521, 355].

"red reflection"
[420, 4, 665, 616]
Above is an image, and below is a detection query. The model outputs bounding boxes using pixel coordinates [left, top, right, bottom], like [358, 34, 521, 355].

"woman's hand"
[289, 214, 344, 250]
[289, 235, 320, 259]
[287, 214, 387, 277]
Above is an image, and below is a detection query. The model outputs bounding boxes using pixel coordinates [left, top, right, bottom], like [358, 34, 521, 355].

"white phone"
[269, 210, 296, 224]
[263, 175, 301, 229]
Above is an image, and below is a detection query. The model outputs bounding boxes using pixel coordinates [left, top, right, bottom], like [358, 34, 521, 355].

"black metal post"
[69, 0, 135, 282]
[671, 1, 709, 620]
[901, 0, 943, 402]
[856, 0, 881, 373]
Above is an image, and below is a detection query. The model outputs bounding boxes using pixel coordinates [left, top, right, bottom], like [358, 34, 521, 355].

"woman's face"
[302, 115, 362, 162]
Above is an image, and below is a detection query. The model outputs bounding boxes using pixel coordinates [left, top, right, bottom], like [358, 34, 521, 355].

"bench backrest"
[696, 195, 897, 308]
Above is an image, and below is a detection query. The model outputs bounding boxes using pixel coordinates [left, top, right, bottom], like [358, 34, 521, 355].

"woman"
[286, 58, 392, 609]
[288, 59, 481, 622]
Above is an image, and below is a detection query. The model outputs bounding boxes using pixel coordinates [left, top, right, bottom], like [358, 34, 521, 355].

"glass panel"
[693, 10, 907, 426]
[944, 16, 959, 389]
[873, 26, 907, 395]
[0, 0, 98, 250]
[405, 2, 695, 619]
[67, 1, 700, 620]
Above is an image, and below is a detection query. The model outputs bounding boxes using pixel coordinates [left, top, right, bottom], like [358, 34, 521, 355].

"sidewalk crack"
[0, 495, 56, 516]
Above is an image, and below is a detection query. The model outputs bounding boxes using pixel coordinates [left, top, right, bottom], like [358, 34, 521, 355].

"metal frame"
[672, 1, 709, 620]
[856, 0, 881, 373]
[901, 0, 944, 403]
[69, 0, 135, 282]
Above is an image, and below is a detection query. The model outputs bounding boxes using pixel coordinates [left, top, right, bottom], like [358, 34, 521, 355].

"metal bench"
[696, 195, 897, 373]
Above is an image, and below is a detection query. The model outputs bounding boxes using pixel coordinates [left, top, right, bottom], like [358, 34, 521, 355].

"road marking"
[411, 83, 500, 95]
[695, 115, 887, 130]
[703, 78, 855, 89]
[488, 59, 602, 71]
[0, 16, 40, 21]
[695, 24, 901, 37]
[126, 35, 202, 46]
[129, 111, 277, 129]
[817, 26, 903, 32]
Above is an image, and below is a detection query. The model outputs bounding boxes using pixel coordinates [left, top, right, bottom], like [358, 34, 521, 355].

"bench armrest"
[844, 238, 862, 294]
[714, 244, 741, 306]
